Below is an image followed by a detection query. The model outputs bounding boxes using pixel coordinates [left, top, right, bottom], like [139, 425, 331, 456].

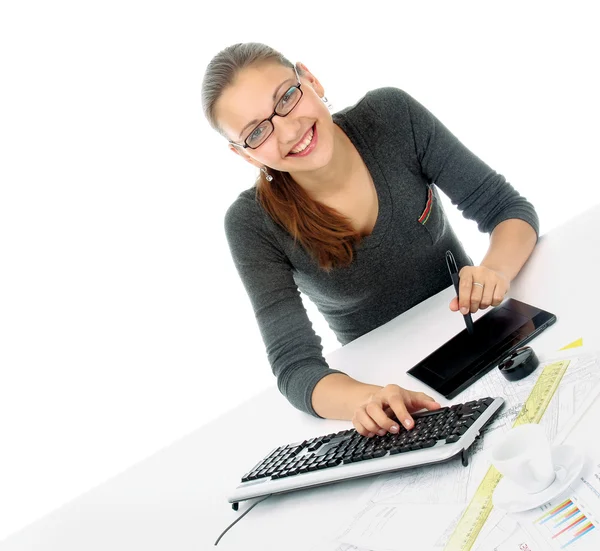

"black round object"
[498, 346, 540, 381]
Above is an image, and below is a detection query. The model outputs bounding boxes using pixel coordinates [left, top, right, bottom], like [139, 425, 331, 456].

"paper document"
[310, 351, 600, 551]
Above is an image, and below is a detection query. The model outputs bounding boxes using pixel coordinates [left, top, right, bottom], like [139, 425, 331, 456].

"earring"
[261, 166, 273, 182]
[322, 96, 333, 111]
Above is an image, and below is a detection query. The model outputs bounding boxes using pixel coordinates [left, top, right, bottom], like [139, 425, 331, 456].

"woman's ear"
[296, 62, 325, 98]
[228, 143, 263, 170]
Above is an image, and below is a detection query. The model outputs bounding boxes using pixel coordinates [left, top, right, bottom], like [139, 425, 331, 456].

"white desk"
[2, 205, 600, 551]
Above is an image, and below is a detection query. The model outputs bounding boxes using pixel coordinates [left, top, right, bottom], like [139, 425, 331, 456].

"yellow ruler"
[444, 359, 571, 551]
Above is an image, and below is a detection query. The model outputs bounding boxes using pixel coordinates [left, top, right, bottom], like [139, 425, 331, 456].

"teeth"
[290, 127, 314, 154]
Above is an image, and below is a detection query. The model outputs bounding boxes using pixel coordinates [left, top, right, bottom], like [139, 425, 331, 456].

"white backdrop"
[1, 0, 598, 541]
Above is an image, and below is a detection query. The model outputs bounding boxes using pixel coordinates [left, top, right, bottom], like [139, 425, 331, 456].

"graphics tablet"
[407, 298, 556, 399]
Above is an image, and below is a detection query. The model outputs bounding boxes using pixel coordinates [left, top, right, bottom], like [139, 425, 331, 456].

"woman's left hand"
[449, 265, 510, 314]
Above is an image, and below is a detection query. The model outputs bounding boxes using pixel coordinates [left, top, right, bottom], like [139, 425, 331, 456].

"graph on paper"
[534, 496, 597, 548]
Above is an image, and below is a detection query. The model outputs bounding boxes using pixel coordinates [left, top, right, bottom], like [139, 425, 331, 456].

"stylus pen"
[445, 250, 474, 335]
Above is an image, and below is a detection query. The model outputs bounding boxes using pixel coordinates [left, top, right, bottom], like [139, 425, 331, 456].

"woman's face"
[214, 62, 335, 175]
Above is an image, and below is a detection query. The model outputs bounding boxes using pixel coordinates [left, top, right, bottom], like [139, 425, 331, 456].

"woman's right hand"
[353, 384, 441, 437]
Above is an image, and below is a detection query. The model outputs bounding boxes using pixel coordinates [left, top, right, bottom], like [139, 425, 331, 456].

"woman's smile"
[286, 123, 317, 158]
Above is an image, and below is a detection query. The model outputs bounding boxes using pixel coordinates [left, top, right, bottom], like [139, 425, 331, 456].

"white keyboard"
[228, 396, 504, 509]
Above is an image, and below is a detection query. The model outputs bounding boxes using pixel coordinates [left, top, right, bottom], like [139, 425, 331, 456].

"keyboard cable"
[214, 494, 273, 546]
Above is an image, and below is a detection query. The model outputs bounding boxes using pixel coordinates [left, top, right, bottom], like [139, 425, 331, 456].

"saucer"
[492, 445, 585, 513]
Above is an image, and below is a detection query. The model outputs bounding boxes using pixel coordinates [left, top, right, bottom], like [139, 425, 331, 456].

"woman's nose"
[272, 116, 303, 145]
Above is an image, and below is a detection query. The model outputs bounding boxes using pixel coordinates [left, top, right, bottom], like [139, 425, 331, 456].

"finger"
[387, 394, 415, 430]
[458, 269, 473, 315]
[491, 285, 505, 306]
[470, 280, 484, 313]
[449, 296, 459, 312]
[353, 418, 375, 438]
[354, 406, 386, 436]
[365, 402, 401, 435]
[405, 391, 442, 413]
[480, 281, 496, 310]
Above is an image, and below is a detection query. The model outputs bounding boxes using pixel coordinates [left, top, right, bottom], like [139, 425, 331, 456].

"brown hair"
[201, 42, 361, 271]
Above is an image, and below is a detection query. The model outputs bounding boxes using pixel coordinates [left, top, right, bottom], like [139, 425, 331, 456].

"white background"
[1, 0, 598, 542]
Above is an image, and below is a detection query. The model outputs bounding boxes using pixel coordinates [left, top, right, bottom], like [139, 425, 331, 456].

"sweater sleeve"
[224, 194, 344, 418]
[369, 87, 539, 237]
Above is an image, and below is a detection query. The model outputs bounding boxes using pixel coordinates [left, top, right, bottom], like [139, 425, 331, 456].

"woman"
[201, 42, 538, 438]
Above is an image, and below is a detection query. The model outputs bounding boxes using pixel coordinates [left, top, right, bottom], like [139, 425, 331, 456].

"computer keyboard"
[228, 396, 504, 509]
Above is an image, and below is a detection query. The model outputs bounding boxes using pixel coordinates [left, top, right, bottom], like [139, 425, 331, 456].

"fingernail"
[461, 307, 469, 314]
[390, 425, 399, 433]
[367, 432, 375, 438]
[378, 429, 386, 436]
[404, 419, 413, 428]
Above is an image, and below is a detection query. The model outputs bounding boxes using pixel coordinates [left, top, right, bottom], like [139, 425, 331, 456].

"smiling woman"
[200, 42, 539, 439]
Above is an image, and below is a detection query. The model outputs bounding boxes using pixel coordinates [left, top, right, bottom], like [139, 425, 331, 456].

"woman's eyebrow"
[237, 78, 295, 140]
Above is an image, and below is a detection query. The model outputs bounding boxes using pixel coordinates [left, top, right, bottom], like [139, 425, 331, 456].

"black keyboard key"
[421, 439, 437, 449]
[372, 449, 387, 458]
[456, 418, 475, 428]
[446, 434, 461, 443]
[327, 458, 342, 467]
[307, 441, 323, 452]
[414, 407, 449, 418]
[461, 411, 482, 420]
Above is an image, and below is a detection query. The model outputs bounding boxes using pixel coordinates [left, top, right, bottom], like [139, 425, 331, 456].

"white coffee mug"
[491, 423, 556, 494]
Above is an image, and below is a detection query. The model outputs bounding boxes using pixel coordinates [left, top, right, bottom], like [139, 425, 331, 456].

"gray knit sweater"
[224, 87, 539, 418]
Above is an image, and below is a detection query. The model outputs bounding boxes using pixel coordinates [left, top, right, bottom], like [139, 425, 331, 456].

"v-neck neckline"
[332, 112, 392, 250]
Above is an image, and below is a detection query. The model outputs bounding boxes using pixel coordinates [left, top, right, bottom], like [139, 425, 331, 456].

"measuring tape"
[444, 359, 571, 551]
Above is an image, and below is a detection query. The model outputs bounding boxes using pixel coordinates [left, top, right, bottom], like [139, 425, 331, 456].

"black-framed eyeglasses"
[229, 66, 303, 150]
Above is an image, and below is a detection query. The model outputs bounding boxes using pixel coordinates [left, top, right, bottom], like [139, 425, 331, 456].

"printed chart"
[534, 496, 597, 548]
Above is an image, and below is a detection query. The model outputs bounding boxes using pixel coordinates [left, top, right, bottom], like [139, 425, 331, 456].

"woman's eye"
[249, 127, 264, 141]
[280, 88, 295, 105]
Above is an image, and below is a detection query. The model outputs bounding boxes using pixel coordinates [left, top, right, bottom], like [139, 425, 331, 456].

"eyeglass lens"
[246, 86, 302, 149]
